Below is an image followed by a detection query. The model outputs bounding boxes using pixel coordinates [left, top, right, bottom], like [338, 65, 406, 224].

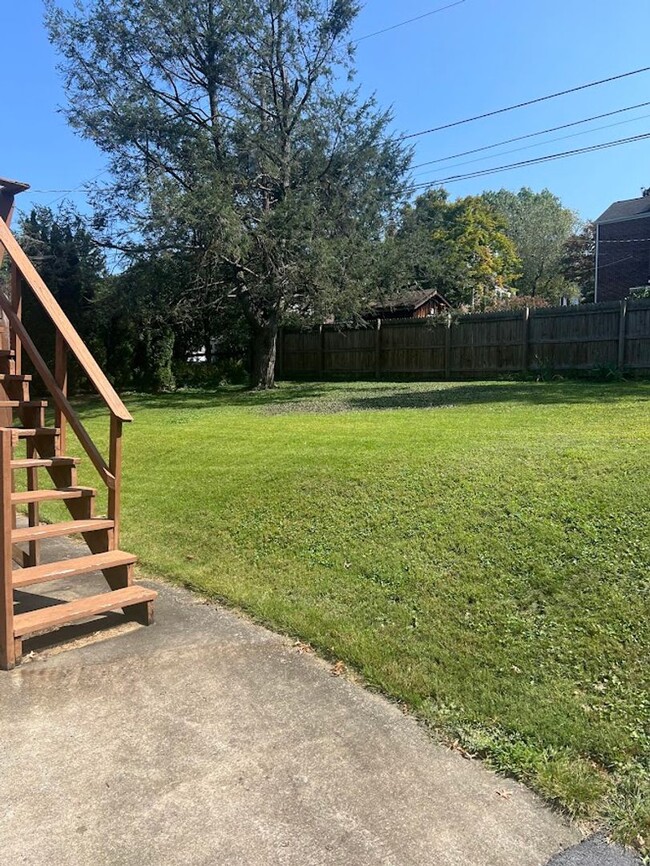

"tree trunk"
[250, 317, 278, 389]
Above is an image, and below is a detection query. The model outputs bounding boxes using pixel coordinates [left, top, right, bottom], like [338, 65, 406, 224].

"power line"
[399, 65, 650, 141]
[405, 130, 650, 190]
[411, 100, 650, 169]
[412, 111, 650, 177]
[352, 1, 465, 44]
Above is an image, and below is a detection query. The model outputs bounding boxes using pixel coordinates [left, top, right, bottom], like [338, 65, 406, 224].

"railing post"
[108, 413, 123, 548]
[0, 429, 15, 670]
[55, 333, 68, 455]
[10, 263, 21, 373]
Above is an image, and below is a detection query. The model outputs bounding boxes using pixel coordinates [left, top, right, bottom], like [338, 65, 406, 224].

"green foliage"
[46, 0, 411, 387]
[19, 206, 107, 390]
[386, 190, 521, 308]
[482, 188, 578, 302]
[173, 358, 248, 388]
[560, 221, 596, 303]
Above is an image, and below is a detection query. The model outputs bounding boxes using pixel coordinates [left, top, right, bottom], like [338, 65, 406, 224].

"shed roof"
[371, 289, 450, 315]
[596, 196, 650, 223]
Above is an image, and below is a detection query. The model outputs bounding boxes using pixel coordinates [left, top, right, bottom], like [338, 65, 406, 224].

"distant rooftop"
[0, 177, 30, 196]
[596, 196, 650, 223]
[369, 289, 450, 315]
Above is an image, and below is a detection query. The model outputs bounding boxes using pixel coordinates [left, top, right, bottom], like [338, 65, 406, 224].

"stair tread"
[0, 374, 31, 381]
[12, 518, 114, 543]
[11, 487, 95, 504]
[0, 400, 48, 408]
[11, 457, 81, 469]
[13, 550, 137, 588]
[12, 428, 59, 438]
[14, 585, 157, 638]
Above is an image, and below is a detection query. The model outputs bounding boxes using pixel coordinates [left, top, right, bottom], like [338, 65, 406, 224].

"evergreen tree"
[46, 0, 410, 388]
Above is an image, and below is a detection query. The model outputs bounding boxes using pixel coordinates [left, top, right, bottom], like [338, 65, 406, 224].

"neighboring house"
[366, 289, 451, 320]
[595, 193, 650, 302]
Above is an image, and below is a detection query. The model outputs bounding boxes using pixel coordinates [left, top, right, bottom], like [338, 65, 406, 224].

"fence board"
[279, 300, 650, 379]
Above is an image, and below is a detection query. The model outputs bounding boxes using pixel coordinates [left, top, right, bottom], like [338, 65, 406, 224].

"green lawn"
[66, 380, 648, 847]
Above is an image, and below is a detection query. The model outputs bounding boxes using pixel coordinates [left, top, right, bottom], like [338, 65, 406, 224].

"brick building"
[595, 194, 650, 302]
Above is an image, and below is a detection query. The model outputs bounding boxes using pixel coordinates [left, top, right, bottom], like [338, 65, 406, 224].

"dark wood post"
[375, 318, 382, 379]
[521, 306, 530, 373]
[276, 327, 284, 380]
[318, 325, 325, 379]
[0, 429, 15, 670]
[444, 314, 452, 380]
[617, 299, 628, 371]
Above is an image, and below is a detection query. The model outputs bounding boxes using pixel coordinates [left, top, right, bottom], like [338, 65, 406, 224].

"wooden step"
[0, 400, 48, 408]
[13, 585, 157, 638]
[12, 427, 59, 439]
[12, 518, 114, 544]
[0, 374, 31, 382]
[0, 349, 15, 358]
[13, 550, 137, 588]
[11, 457, 81, 470]
[11, 487, 95, 505]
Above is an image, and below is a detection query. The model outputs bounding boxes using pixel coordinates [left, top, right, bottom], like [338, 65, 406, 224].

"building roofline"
[0, 177, 30, 195]
[596, 210, 650, 225]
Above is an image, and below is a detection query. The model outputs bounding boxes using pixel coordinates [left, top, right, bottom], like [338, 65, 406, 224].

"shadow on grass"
[343, 380, 649, 412]
[69, 378, 649, 418]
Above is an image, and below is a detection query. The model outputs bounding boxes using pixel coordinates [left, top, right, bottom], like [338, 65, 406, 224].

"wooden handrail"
[0, 294, 116, 489]
[0, 218, 132, 422]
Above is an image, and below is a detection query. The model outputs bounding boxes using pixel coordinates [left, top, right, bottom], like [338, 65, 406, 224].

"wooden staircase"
[0, 176, 156, 670]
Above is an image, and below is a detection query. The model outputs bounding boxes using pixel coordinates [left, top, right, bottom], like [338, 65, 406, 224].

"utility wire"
[405, 130, 650, 190]
[352, 0, 465, 44]
[399, 65, 650, 141]
[411, 99, 650, 169]
[412, 111, 650, 177]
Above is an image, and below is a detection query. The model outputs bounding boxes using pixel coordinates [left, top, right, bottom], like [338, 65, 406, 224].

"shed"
[366, 289, 451, 320]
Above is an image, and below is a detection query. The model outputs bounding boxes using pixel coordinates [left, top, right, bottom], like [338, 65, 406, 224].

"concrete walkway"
[0, 535, 636, 865]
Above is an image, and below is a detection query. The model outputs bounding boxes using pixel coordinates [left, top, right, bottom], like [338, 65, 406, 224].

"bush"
[172, 358, 248, 388]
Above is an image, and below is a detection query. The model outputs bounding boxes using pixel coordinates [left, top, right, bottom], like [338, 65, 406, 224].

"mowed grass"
[65, 380, 648, 846]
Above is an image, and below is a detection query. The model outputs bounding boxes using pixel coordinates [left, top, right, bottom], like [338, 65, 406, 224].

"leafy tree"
[482, 188, 577, 302]
[46, 0, 410, 388]
[387, 190, 520, 308]
[19, 206, 107, 390]
[560, 221, 596, 303]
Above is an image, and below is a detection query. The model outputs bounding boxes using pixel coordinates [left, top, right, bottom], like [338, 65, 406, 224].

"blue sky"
[4, 0, 650, 223]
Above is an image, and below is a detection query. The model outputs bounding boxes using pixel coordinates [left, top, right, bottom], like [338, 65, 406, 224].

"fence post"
[444, 314, 452, 380]
[521, 306, 530, 373]
[318, 325, 325, 379]
[618, 299, 628, 371]
[276, 327, 284, 380]
[0, 429, 15, 670]
[375, 318, 382, 380]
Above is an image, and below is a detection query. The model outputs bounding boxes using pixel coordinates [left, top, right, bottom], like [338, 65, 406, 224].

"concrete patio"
[0, 534, 638, 865]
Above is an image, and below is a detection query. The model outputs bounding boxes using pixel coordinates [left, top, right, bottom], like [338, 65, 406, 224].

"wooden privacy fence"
[277, 299, 650, 379]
